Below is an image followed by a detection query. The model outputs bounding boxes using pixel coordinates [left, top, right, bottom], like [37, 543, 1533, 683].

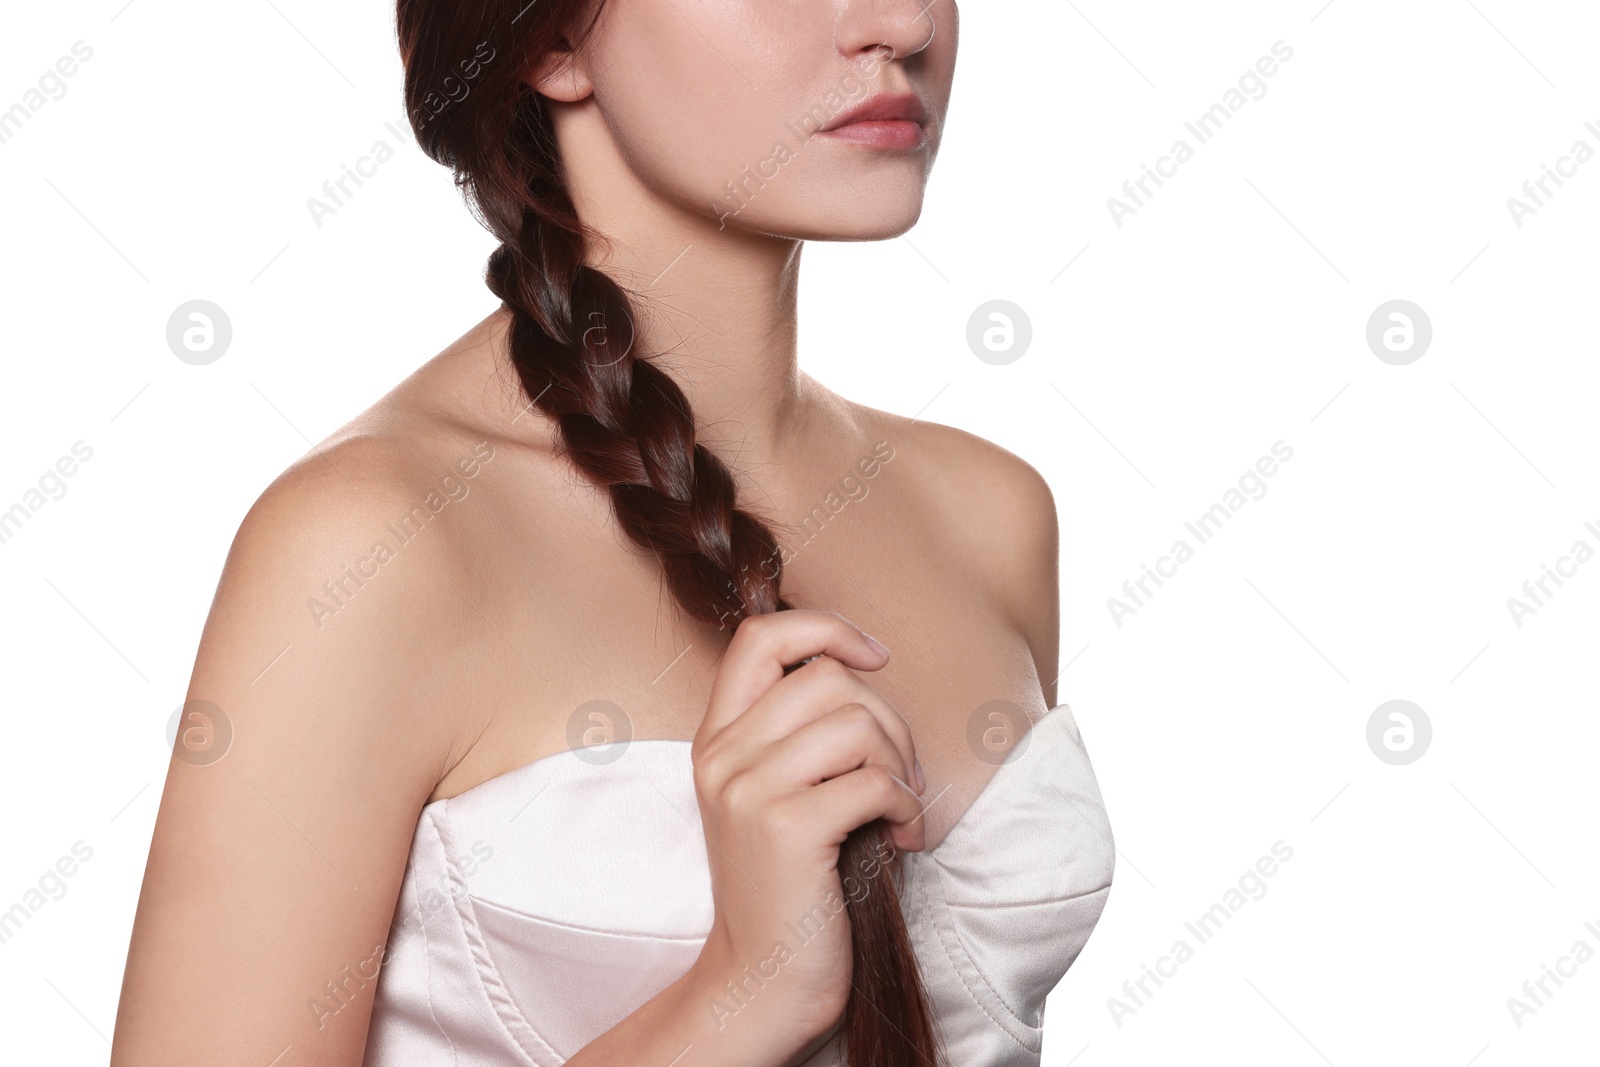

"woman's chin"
[728, 201, 928, 243]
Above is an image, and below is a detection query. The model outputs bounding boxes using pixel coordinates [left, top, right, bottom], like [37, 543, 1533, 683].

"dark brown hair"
[395, 2, 938, 1063]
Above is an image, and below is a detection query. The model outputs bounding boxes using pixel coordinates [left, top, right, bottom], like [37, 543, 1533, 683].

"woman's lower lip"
[817, 119, 925, 149]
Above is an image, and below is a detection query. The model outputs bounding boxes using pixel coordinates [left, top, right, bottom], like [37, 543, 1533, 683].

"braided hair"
[397, 3, 939, 1062]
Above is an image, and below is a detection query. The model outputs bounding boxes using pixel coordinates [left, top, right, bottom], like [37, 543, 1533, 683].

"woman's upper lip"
[821, 92, 927, 131]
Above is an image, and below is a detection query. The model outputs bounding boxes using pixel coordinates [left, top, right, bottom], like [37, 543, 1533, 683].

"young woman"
[111, 2, 1113, 1065]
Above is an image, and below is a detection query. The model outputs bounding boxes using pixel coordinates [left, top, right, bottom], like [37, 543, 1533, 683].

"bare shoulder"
[232, 425, 497, 644]
[235, 350, 511, 633]
[217, 318, 537, 771]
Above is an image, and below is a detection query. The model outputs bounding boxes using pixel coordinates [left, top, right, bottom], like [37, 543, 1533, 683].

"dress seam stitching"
[431, 806, 560, 1067]
[911, 855, 1040, 1054]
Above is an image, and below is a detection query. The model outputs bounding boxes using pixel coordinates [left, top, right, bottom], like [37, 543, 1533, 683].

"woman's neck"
[586, 214, 812, 465]
[556, 103, 817, 471]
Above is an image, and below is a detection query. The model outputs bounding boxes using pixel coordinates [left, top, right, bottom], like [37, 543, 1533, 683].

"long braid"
[485, 202, 791, 625]
[398, 2, 939, 1061]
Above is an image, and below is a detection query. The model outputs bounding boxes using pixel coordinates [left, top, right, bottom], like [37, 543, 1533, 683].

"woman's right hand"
[684, 609, 929, 1061]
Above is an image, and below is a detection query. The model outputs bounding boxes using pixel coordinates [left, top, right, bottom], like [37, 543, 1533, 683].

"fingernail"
[864, 633, 891, 658]
[912, 756, 925, 793]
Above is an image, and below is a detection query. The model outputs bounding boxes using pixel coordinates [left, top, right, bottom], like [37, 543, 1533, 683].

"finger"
[724, 657, 921, 794]
[701, 610, 890, 737]
[756, 703, 913, 795]
[781, 763, 927, 854]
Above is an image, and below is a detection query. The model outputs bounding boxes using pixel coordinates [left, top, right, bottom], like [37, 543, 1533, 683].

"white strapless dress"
[360, 703, 1114, 1066]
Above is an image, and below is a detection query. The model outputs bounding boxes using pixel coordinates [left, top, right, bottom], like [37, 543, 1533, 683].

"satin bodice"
[360, 703, 1113, 1065]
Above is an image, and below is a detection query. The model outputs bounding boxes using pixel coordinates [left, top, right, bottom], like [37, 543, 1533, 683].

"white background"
[2, 1, 1597, 1064]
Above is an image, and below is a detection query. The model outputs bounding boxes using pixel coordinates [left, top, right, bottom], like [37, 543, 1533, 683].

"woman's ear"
[526, 43, 594, 102]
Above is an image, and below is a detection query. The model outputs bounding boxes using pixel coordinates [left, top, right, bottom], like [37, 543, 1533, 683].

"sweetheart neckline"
[424, 702, 1076, 853]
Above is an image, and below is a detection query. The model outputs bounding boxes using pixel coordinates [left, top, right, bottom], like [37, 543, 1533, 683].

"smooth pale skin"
[111, 1, 1064, 1065]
